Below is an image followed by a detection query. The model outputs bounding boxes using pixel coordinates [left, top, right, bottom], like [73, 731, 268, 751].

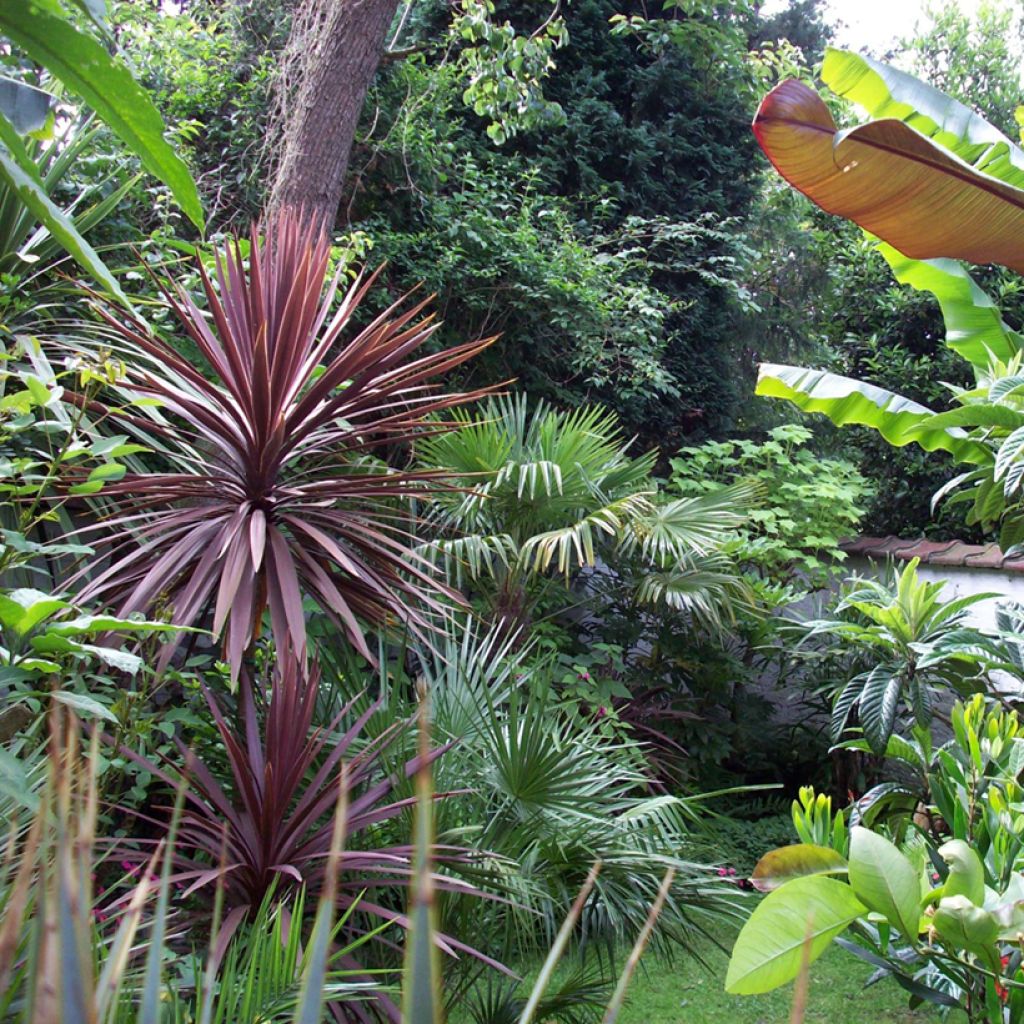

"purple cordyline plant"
[115, 655, 504, 1019]
[67, 211, 497, 674]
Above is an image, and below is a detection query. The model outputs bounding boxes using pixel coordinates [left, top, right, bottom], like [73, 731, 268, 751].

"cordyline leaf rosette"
[67, 214, 497, 673]
[115, 656, 499, 1020]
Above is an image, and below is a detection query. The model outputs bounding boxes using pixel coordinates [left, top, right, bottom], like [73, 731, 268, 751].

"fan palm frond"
[622, 481, 757, 564]
[635, 554, 756, 634]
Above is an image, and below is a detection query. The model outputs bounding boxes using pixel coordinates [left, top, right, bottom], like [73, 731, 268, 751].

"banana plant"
[752, 48, 1024, 545]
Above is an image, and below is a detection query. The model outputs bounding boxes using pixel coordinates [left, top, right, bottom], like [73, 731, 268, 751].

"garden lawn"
[616, 938, 969, 1024]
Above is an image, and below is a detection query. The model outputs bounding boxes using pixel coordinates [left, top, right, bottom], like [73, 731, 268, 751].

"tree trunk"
[268, 0, 399, 226]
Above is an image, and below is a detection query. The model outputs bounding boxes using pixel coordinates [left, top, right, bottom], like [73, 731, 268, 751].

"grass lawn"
[615, 939, 969, 1024]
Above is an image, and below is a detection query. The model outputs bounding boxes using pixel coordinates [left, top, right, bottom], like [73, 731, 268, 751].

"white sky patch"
[761, 0, 987, 56]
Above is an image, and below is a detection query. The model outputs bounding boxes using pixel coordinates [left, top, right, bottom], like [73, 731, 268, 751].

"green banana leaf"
[822, 48, 1024, 191]
[754, 364, 991, 465]
[874, 242, 1022, 368]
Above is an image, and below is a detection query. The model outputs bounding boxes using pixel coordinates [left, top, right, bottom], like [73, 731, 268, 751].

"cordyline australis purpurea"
[65, 212, 499, 674]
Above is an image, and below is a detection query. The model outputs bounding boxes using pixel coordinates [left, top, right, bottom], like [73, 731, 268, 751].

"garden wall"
[839, 536, 1024, 631]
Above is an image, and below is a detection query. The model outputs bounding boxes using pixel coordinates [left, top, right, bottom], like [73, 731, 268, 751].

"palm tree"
[414, 394, 752, 633]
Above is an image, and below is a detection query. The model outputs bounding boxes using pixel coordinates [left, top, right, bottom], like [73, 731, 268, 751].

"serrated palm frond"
[635, 555, 754, 634]
[620, 481, 755, 563]
[520, 494, 654, 575]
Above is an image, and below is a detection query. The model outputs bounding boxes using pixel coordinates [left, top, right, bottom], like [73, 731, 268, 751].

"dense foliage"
[7, 0, 1024, 1022]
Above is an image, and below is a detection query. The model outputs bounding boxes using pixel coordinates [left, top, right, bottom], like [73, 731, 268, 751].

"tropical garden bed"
[5, 1, 1024, 1023]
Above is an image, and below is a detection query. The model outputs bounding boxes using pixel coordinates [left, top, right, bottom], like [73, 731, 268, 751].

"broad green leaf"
[933, 895, 1000, 971]
[926, 405, 1024, 430]
[939, 839, 985, 906]
[0, 75, 51, 134]
[88, 434, 140, 457]
[847, 827, 921, 940]
[85, 462, 126, 484]
[31, 633, 143, 674]
[751, 844, 847, 893]
[725, 875, 866, 995]
[823, 48, 1024, 192]
[0, 4, 204, 231]
[755, 364, 990, 465]
[16, 656, 60, 672]
[22, 373, 53, 407]
[0, 746, 38, 811]
[859, 666, 902, 753]
[996, 427, 1024, 487]
[875, 243, 1021, 368]
[0, 114, 128, 302]
[1, 588, 68, 634]
[51, 689, 116, 722]
[46, 614, 180, 637]
[753, 75, 1024, 276]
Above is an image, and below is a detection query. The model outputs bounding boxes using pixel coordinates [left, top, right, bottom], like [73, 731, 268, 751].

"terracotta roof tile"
[862, 537, 920, 558]
[840, 535, 1024, 573]
[899, 540, 959, 562]
[964, 544, 1005, 569]
[927, 541, 980, 566]
[838, 536, 888, 556]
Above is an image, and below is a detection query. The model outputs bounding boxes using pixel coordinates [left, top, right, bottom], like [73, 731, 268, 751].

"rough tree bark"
[268, 0, 400, 226]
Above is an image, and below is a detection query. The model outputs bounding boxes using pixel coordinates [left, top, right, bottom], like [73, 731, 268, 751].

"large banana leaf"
[822, 48, 1024, 191]
[874, 243, 1022, 369]
[752, 77, 1024, 275]
[0, 3, 204, 232]
[755, 364, 992, 465]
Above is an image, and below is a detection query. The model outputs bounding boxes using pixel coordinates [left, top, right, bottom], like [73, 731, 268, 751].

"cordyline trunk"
[268, 0, 399, 226]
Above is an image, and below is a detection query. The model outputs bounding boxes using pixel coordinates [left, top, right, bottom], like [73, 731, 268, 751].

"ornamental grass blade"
[292, 766, 348, 1024]
[138, 782, 187, 1024]
[401, 695, 442, 1024]
[518, 861, 602, 1024]
[752, 76, 1024, 275]
[789, 916, 814, 1024]
[601, 867, 675, 1024]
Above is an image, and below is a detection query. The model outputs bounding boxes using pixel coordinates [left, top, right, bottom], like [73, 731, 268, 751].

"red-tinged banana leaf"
[822, 48, 1024, 191]
[755, 364, 992, 465]
[873, 242, 1022, 369]
[752, 78, 1024, 275]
